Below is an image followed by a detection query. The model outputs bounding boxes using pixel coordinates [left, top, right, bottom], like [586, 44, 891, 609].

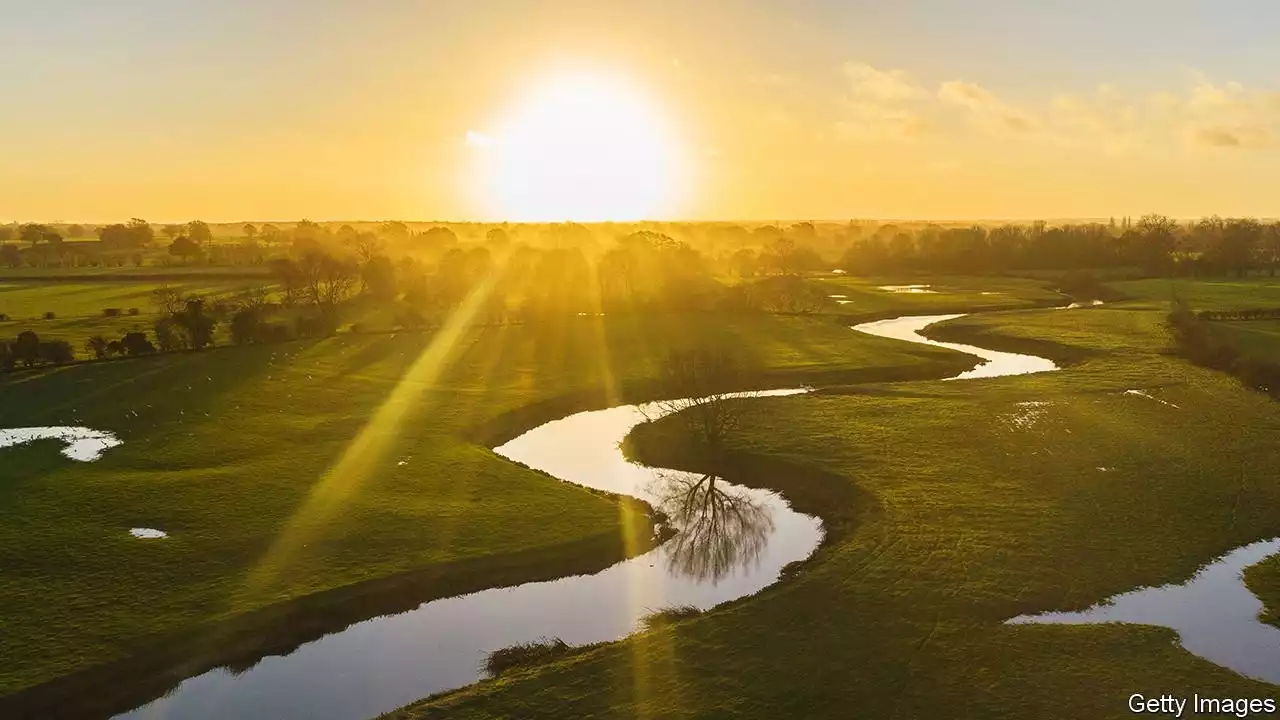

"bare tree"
[647, 346, 757, 449]
[151, 285, 187, 315]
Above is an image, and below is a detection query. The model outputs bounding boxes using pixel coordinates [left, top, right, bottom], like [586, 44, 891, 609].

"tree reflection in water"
[648, 471, 774, 583]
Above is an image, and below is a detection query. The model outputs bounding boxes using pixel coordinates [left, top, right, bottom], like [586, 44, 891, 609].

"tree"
[379, 221, 411, 243]
[268, 258, 305, 306]
[486, 227, 511, 248]
[85, 335, 111, 360]
[243, 223, 258, 240]
[174, 297, 217, 350]
[346, 231, 384, 265]
[151, 285, 187, 315]
[127, 218, 154, 246]
[163, 224, 184, 241]
[120, 331, 157, 357]
[0, 244, 20, 268]
[361, 255, 398, 301]
[647, 346, 757, 450]
[19, 223, 47, 249]
[153, 317, 186, 352]
[230, 308, 266, 345]
[420, 226, 458, 252]
[169, 236, 201, 263]
[13, 330, 40, 367]
[186, 220, 214, 249]
[297, 252, 358, 314]
[1133, 214, 1179, 273]
[66, 224, 85, 239]
[293, 219, 324, 243]
[38, 340, 74, 365]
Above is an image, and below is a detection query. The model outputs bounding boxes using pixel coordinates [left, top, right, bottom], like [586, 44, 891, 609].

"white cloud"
[842, 62, 923, 101]
[938, 80, 1039, 135]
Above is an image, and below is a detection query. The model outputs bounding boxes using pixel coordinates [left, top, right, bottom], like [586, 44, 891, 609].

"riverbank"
[391, 302, 1280, 719]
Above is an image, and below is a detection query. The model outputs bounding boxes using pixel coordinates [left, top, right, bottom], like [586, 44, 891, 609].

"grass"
[1110, 276, 1280, 311]
[483, 638, 575, 678]
[638, 604, 704, 631]
[811, 274, 1065, 319]
[390, 293, 1280, 719]
[0, 279, 269, 350]
[0, 308, 971, 707]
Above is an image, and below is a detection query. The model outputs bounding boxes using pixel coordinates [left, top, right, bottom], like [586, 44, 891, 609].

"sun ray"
[240, 253, 512, 600]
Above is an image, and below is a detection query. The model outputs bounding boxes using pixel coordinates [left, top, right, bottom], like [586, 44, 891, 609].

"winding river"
[49, 307, 1279, 716]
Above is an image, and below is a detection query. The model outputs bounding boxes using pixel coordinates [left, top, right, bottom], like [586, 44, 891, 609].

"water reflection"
[649, 472, 774, 583]
[112, 392, 822, 720]
[1008, 538, 1280, 685]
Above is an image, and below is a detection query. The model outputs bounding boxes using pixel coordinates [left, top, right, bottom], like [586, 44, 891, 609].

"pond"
[0, 426, 121, 462]
[1008, 539, 1280, 685]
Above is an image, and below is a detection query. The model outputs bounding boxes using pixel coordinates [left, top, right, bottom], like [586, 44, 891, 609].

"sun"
[469, 69, 685, 222]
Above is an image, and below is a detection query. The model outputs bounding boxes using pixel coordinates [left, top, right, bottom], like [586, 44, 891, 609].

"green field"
[393, 296, 1280, 719]
[0, 306, 981, 699]
[0, 280, 271, 350]
[1111, 277, 1280, 311]
[812, 274, 1066, 318]
[9, 272, 1280, 718]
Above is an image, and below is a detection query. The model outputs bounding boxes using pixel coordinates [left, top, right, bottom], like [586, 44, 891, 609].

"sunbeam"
[241, 253, 512, 600]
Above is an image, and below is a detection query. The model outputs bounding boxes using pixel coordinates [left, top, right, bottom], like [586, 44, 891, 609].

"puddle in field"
[1124, 389, 1180, 409]
[130, 529, 168, 539]
[878, 284, 938, 294]
[1005, 401, 1053, 430]
[1061, 300, 1105, 309]
[0, 427, 122, 461]
[1008, 538, 1280, 685]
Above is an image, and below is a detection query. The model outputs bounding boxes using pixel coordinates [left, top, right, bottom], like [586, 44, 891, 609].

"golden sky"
[5, 1, 1280, 223]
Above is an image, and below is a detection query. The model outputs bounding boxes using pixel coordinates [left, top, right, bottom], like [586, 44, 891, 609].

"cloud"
[938, 80, 1039, 136]
[842, 62, 923, 100]
[1192, 127, 1243, 147]
[834, 61, 927, 142]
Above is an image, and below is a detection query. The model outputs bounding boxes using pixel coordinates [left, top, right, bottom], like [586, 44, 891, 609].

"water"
[116, 390, 822, 720]
[1008, 539, 1280, 685]
[853, 314, 1058, 380]
[877, 284, 938, 294]
[0, 426, 121, 461]
[129, 528, 168, 539]
[858, 311, 1280, 685]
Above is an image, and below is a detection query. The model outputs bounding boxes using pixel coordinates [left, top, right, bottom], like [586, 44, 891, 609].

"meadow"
[0, 279, 270, 350]
[0, 296, 988, 708]
[390, 289, 1280, 719]
[7, 270, 1280, 719]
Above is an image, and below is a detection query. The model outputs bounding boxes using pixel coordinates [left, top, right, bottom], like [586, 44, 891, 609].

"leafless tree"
[646, 347, 757, 449]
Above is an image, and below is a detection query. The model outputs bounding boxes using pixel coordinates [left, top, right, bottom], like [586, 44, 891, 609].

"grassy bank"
[393, 301, 1280, 719]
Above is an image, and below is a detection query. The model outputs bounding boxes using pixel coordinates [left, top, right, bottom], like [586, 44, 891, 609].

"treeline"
[8, 214, 1280, 279]
[1167, 299, 1280, 399]
[840, 215, 1280, 277]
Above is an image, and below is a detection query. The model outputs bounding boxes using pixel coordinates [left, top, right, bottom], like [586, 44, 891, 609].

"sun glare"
[470, 69, 685, 222]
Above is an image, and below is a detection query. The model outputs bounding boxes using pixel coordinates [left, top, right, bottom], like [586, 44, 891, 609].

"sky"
[5, 0, 1280, 223]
